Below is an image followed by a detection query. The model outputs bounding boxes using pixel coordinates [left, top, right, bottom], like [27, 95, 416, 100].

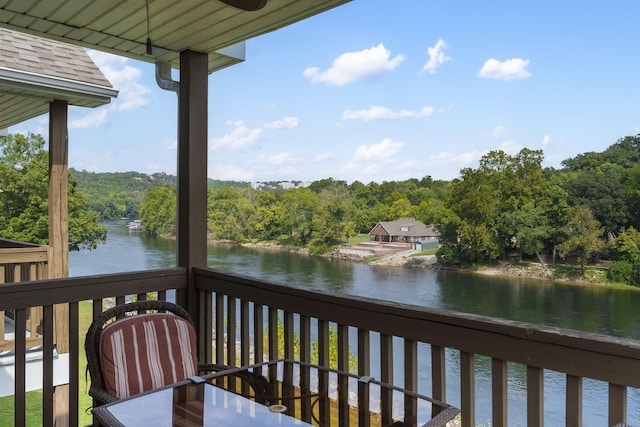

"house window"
[400, 226, 408, 231]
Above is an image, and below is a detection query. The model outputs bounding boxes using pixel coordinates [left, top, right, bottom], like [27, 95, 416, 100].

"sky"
[12, 0, 640, 184]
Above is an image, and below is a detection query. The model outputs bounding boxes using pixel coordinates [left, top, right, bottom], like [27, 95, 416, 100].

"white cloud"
[264, 117, 299, 129]
[314, 152, 335, 162]
[67, 50, 153, 130]
[303, 43, 405, 86]
[422, 39, 451, 74]
[478, 58, 531, 81]
[542, 134, 551, 148]
[211, 116, 300, 150]
[342, 105, 434, 121]
[429, 150, 484, 165]
[69, 109, 108, 129]
[210, 121, 263, 150]
[87, 50, 152, 111]
[492, 126, 509, 137]
[353, 138, 404, 162]
[262, 152, 300, 166]
[210, 163, 254, 181]
[498, 140, 523, 154]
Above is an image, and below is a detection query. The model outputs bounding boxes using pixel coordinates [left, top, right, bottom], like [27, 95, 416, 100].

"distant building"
[368, 217, 438, 245]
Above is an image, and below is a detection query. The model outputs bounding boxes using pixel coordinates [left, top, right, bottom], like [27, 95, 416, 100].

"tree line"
[2, 132, 640, 285]
[140, 135, 640, 285]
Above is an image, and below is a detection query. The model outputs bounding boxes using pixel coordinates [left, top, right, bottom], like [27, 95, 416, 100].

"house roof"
[370, 217, 435, 237]
[0, 28, 118, 129]
[0, 0, 351, 74]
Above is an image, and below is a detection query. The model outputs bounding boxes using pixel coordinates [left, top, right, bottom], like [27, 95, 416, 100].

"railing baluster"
[268, 307, 279, 393]
[43, 305, 54, 427]
[240, 300, 250, 366]
[492, 358, 508, 427]
[268, 307, 279, 361]
[115, 295, 125, 307]
[15, 308, 26, 427]
[200, 289, 213, 365]
[460, 351, 475, 427]
[69, 302, 79, 427]
[527, 366, 543, 427]
[609, 383, 627, 426]
[253, 303, 264, 364]
[318, 319, 330, 425]
[240, 300, 251, 402]
[227, 297, 237, 366]
[404, 339, 418, 426]
[283, 311, 295, 417]
[431, 344, 446, 418]
[337, 323, 349, 427]
[284, 310, 294, 359]
[380, 333, 393, 426]
[299, 315, 312, 423]
[566, 375, 582, 426]
[215, 293, 224, 365]
[358, 329, 371, 427]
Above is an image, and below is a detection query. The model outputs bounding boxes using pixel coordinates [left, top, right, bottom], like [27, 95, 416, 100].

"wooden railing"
[0, 245, 50, 351]
[0, 268, 187, 427]
[194, 267, 640, 427]
[1, 266, 640, 426]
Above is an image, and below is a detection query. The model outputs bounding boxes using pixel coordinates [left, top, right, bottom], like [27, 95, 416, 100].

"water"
[70, 220, 640, 425]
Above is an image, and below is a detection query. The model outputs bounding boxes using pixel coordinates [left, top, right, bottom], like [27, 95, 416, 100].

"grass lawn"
[0, 300, 95, 425]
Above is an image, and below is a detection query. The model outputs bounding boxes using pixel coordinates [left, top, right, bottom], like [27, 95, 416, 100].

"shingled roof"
[0, 28, 118, 129]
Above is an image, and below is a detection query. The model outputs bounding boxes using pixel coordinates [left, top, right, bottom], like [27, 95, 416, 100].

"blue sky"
[13, 0, 640, 183]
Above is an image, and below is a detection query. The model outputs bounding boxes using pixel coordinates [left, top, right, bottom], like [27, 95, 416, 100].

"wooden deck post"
[177, 50, 208, 360]
[48, 99, 70, 426]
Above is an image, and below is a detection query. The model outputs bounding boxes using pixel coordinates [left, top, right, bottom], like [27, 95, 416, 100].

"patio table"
[92, 374, 311, 427]
[93, 359, 459, 427]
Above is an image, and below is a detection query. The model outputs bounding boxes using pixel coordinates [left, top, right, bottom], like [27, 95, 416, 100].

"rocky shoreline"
[232, 241, 610, 286]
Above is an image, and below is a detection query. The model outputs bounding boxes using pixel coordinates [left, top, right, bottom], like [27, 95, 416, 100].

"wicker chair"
[85, 300, 272, 406]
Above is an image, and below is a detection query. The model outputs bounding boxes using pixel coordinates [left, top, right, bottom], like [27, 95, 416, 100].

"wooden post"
[48, 100, 70, 426]
[177, 50, 208, 360]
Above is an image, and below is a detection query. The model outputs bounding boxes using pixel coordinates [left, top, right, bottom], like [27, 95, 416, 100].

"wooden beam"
[177, 50, 208, 340]
[48, 100, 68, 279]
[48, 99, 70, 427]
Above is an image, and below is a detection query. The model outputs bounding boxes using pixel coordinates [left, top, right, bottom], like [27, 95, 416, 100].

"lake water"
[70, 220, 640, 426]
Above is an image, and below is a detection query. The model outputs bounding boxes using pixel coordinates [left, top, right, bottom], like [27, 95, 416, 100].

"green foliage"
[609, 227, 640, 263]
[139, 185, 176, 237]
[557, 206, 606, 275]
[0, 133, 106, 250]
[307, 238, 333, 255]
[264, 321, 357, 373]
[607, 261, 633, 284]
[311, 326, 358, 373]
[83, 132, 640, 274]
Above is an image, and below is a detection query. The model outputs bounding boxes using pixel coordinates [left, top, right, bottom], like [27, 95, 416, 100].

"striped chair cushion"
[99, 313, 198, 399]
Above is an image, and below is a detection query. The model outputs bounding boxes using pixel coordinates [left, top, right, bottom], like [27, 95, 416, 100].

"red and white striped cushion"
[99, 313, 198, 399]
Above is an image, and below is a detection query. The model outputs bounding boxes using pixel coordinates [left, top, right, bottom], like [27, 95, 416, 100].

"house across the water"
[369, 217, 439, 249]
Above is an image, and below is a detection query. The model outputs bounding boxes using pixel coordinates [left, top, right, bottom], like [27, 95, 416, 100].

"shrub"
[607, 261, 633, 284]
[308, 238, 332, 254]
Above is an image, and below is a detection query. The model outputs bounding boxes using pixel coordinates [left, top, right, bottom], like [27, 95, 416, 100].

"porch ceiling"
[0, 0, 351, 74]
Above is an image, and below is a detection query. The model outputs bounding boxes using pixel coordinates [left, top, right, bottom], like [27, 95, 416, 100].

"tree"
[140, 185, 176, 237]
[0, 133, 106, 250]
[562, 171, 628, 236]
[545, 175, 570, 266]
[500, 205, 550, 264]
[557, 205, 606, 275]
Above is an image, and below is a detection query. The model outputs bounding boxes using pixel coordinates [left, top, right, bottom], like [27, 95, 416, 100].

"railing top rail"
[0, 246, 50, 263]
[0, 268, 188, 310]
[195, 267, 640, 388]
